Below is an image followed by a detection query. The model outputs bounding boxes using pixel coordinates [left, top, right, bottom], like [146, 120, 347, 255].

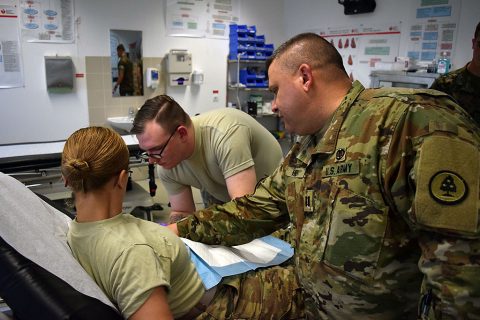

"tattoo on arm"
[169, 213, 185, 224]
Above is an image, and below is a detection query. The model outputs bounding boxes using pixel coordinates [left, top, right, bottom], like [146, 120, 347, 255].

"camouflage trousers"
[195, 262, 305, 320]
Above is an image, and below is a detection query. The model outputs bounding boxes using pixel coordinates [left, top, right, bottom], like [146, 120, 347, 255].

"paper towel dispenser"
[45, 56, 74, 92]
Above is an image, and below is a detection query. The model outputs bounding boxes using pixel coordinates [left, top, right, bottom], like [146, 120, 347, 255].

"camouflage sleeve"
[429, 77, 441, 90]
[429, 75, 450, 95]
[383, 93, 480, 318]
[177, 165, 290, 246]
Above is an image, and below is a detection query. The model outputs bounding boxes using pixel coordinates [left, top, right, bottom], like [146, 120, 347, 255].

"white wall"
[2, 0, 476, 145]
[239, 1, 285, 48]
[282, 0, 480, 72]
[0, 41, 86, 145]
[0, 0, 283, 145]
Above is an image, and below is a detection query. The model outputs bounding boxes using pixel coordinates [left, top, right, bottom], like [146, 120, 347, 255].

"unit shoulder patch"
[414, 135, 479, 234]
[429, 170, 468, 205]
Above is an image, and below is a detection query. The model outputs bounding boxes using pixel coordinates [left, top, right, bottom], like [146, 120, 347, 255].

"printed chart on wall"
[166, 0, 239, 39]
[319, 23, 401, 88]
[20, 0, 74, 43]
[406, 0, 460, 65]
[0, 0, 24, 88]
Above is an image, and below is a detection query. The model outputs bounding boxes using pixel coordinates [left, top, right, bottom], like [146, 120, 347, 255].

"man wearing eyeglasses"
[131, 95, 283, 223]
[430, 21, 480, 126]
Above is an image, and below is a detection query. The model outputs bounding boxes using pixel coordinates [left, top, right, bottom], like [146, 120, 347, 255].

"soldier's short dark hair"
[266, 32, 347, 77]
[131, 95, 192, 134]
[117, 44, 125, 51]
[475, 22, 480, 39]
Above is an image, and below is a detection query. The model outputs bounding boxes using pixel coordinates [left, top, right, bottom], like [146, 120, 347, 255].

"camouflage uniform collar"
[465, 62, 480, 78]
[295, 80, 364, 164]
[454, 64, 470, 86]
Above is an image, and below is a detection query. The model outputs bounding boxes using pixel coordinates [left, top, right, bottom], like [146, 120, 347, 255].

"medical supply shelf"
[227, 59, 269, 88]
[227, 24, 274, 123]
[226, 58, 292, 149]
[226, 24, 293, 149]
[228, 23, 272, 90]
[226, 58, 273, 110]
[228, 24, 274, 61]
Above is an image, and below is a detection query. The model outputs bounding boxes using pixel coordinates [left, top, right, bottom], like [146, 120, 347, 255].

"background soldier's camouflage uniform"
[430, 64, 480, 125]
[198, 263, 304, 319]
[179, 81, 480, 319]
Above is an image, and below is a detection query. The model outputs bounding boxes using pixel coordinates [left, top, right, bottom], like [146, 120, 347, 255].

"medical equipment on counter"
[0, 136, 162, 221]
[437, 52, 451, 75]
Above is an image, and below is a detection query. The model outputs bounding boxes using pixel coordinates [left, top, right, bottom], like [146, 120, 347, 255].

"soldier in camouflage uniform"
[430, 21, 480, 125]
[169, 32, 480, 319]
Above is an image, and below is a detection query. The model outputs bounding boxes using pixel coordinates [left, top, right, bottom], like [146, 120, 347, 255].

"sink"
[107, 116, 134, 133]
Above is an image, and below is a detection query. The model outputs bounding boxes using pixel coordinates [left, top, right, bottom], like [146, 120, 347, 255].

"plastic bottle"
[427, 59, 437, 73]
[437, 52, 450, 74]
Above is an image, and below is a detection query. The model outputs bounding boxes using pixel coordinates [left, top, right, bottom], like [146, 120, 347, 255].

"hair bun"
[70, 159, 90, 172]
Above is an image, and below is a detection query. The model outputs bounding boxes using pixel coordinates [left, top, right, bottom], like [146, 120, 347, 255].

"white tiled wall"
[85, 56, 166, 127]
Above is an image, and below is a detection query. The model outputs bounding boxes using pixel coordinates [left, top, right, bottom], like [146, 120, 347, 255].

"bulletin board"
[20, 0, 74, 43]
[165, 0, 239, 39]
[319, 23, 401, 87]
[406, 0, 460, 64]
[0, 0, 24, 88]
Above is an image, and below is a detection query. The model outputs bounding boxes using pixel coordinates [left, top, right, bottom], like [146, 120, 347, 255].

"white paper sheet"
[182, 235, 294, 289]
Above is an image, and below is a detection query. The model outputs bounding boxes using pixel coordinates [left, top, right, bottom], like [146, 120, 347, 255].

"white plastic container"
[437, 52, 450, 74]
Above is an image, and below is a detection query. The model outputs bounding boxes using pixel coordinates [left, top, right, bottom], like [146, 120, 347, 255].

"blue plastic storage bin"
[247, 25, 256, 36]
[229, 25, 274, 61]
[229, 24, 248, 34]
[255, 35, 265, 44]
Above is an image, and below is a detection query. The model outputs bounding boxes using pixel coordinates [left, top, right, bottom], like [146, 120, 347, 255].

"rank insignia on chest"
[429, 170, 468, 205]
[335, 148, 347, 162]
[304, 189, 314, 212]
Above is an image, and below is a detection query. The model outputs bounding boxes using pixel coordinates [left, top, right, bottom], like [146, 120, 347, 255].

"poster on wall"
[0, 1, 24, 88]
[319, 23, 401, 87]
[165, 0, 207, 38]
[20, 0, 74, 43]
[205, 0, 239, 39]
[406, 0, 460, 65]
[166, 0, 239, 39]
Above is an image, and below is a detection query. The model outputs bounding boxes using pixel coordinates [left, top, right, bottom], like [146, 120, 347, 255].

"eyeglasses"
[138, 126, 179, 160]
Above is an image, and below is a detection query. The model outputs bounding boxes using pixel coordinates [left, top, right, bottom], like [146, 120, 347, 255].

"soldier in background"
[430, 21, 480, 125]
[113, 44, 134, 96]
[169, 32, 480, 319]
[131, 96, 283, 224]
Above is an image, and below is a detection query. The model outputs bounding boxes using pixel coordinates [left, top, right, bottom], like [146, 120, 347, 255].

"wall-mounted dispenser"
[192, 69, 204, 85]
[45, 56, 74, 93]
[146, 67, 159, 89]
[166, 49, 192, 86]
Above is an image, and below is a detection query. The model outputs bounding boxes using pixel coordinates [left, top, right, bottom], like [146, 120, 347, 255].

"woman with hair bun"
[62, 126, 304, 320]
[62, 127, 204, 319]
